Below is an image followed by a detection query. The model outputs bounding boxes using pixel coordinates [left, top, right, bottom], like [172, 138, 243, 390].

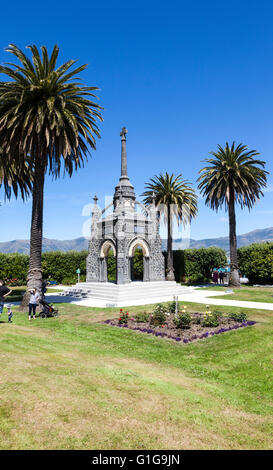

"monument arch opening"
[128, 238, 150, 282]
[99, 240, 116, 282]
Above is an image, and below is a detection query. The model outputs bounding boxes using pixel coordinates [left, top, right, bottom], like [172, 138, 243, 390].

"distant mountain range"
[1, 227, 273, 254]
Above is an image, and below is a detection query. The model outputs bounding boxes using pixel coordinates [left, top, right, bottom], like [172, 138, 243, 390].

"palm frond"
[197, 142, 268, 211]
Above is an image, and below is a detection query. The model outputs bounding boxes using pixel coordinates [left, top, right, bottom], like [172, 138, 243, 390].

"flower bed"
[103, 306, 256, 344]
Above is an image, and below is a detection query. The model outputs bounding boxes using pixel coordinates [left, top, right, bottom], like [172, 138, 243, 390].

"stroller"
[38, 299, 59, 318]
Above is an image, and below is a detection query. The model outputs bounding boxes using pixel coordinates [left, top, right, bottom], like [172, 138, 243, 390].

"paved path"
[177, 289, 273, 311]
[44, 288, 273, 310]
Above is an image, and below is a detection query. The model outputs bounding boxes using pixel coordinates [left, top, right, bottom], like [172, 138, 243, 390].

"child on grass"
[6, 304, 13, 323]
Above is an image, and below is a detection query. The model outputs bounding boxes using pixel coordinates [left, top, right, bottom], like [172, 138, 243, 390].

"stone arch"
[100, 239, 116, 258]
[128, 238, 150, 257]
[128, 238, 150, 282]
[99, 240, 116, 282]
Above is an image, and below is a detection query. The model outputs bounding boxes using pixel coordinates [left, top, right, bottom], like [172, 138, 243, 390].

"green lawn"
[197, 286, 273, 303]
[0, 300, 272, 450]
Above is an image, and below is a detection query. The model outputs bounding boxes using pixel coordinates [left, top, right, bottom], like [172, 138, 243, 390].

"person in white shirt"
[28, 288, 40, 320]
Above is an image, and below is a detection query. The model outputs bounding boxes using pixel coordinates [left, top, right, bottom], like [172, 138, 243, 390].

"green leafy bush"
[163, 247, 227, 283]
[42, 251, 88, 284]
[168, 300, 178, 313]
[61, 277, 76, 285]
[184, 273, 207, 284]
[191, 313, 202, 324]
[238, 243, 273, 285]
[202, 311, 219, 327]
[184, 247, 227, 284]
[150, 304, 167, 326]
[0, 253, 29, 283]
[229, 312, 247, 323]
[134, 311, 150, 323]
[174, 311, 191, 329]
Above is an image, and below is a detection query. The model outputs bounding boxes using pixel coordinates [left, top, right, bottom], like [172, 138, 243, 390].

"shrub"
[4, 278, 25, 287]
[184, 247, 227, 283]
[61, 277, 76, 285]
[238, 242, 273, 285]
[163, 247, 227, 283]
[150, 304, 167, 326]
[168, 300, 178, 313]
[191, 313, 202, 324]
[229, 312, 247, 323]
[184, 273, 207, 284]
[118, 309, 129, 324]
[202, 309, 219, 327]
[42, 250, 88, 284]
[134, 311, 150, 323]
[0, 253, 29, 283]
[174, 311, 191, 329]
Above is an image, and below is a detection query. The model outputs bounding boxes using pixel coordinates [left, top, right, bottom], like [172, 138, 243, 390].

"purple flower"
[183, 338, 189, 343]
[175, 337, 182, 342]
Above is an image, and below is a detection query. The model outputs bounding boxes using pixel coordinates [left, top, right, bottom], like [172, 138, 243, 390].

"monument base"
[60, 281, 194, 308]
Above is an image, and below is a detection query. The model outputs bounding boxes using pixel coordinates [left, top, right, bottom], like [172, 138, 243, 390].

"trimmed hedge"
[0, 247, 227, 285]
[42, 251, 88, 284]
[0, 253, 29, 284]
[0, 251, 88, 285]
[183, 247, 227, 283]
[238, 242, 273, 285]
[163, 247, 227, 283]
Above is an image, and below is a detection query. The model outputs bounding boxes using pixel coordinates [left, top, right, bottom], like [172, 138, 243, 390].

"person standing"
[28, 288, 40, 320]
[42, 279, 47, 299]
[0, 280, 12, 319]
[219, 271, 224, 284]
[212, 270, 219, 285]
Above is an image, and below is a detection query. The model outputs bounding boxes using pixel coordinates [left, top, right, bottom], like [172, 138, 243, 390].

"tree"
[142, 173, 198, 281]
[0, 44, 103, 307]
[198, 142, 268, 286]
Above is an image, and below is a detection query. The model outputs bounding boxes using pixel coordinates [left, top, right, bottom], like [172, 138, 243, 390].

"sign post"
[76, 268, 81, 283]
[173, 295, 178, 317]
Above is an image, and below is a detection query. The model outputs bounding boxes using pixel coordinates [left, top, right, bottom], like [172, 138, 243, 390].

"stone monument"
[61, 128, 193, 306]
[86, 127, 165, 284]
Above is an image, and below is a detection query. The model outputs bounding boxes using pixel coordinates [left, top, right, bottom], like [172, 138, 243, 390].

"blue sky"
[1, 0, 273, 243]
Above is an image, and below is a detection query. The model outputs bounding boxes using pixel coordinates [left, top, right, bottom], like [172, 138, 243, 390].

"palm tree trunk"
[228, 187, 240, 287]
[20, 158, 45, 309]
[166, 203, 175, 281]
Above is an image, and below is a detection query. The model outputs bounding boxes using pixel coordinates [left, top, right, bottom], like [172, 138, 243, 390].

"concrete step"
[62, 281, 193, 303]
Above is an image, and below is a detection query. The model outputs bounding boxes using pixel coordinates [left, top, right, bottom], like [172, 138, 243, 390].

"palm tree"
[142, 172, 198, 281]
[0, 44, 103, 307]
[198, 142, 268, 287]
[0, 154, 32, 200]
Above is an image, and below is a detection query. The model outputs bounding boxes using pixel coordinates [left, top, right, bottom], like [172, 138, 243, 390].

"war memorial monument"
[65, 128, 191, 306]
